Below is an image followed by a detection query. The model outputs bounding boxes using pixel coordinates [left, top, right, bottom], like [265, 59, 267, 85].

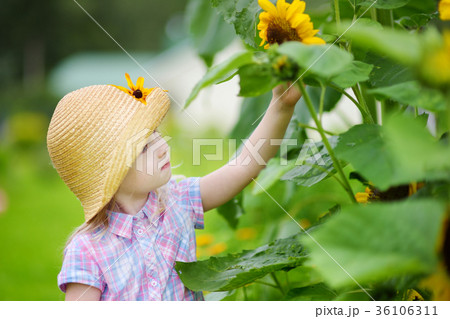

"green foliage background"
[179, 0, 450, 301]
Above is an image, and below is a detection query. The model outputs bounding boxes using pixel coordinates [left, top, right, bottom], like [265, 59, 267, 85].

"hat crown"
[47, 85, 170, 221]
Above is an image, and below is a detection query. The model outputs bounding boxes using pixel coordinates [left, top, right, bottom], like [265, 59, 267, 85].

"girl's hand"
[271, 82, 302, 109]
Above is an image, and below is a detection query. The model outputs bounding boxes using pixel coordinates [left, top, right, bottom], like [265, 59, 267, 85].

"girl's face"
[119, 130, 171, 195]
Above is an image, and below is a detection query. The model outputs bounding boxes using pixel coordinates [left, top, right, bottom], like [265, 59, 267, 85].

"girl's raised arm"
[65, 283, 101, 301]
[200, 83, 301, 212]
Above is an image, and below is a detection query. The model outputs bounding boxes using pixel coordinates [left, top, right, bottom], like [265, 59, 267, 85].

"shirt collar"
[107, 191, 161, 239]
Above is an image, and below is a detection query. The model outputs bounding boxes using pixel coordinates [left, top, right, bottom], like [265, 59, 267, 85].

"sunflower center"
[133, 89, 143, 99]
[267, 17, 301, 45]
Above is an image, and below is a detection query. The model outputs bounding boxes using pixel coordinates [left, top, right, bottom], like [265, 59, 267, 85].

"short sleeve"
[175, 177, 204, 230]
[57, 234, 105, 293]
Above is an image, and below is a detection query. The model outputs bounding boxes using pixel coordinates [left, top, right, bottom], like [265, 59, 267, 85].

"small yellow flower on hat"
[439, 0, 450, 20]
[257, 0, 325, 49]
[111, 73, 155, 105]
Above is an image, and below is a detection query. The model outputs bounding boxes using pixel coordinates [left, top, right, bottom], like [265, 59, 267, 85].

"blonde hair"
[64, 181, 170, 250]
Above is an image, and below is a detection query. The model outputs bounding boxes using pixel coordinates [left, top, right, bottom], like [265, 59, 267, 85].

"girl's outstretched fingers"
[272, 81, 302, 108]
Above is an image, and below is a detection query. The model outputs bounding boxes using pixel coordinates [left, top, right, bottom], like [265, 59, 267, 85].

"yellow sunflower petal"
[258, 0, 278, 16]
[290, 14, 308, 28]
[110, 85, 132, 95]
[142, 88, 154, 95]
[259, 38, 266, 46]
[136, 77, 145, 90]
[286, 0, 305, 21]
[302, 36, 326, 45]
[264, 43, 270, 49]
[277, 0, 288, 19]
[138, 97, 147, 105]
[125, 73, 135, 91]
[259, 11, 272, 23]
[439, 0, 450, 20]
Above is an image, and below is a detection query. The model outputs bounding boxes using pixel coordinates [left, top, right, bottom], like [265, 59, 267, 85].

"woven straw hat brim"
[47, 85, 170, 222]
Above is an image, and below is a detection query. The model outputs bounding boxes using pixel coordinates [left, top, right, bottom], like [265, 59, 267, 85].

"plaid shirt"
[58, 177, 204, 301]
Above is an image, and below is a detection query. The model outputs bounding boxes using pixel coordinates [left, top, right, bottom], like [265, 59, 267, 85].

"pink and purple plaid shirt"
[58, 177, 204, 301]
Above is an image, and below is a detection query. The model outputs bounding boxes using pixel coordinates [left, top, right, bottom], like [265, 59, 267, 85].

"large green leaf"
[175, 234, 308, 291]
[383, 115, 450, 183]
[211, 0, 261, 48]
[186, 0, 236, 67]
[368, 81, 447, 112]
[184, 51, 254, 108]
[357, 0, 411, 9]
[302, 199, 445, 288]
[331, 61, 373, 88]
[334, 124, 394, 189]
[281, 136, 338, 188]
[335, 117, 450, 190]
[337, 20, 421, 66]
[277, 42, 354, 80]
[364, 52, 414, 88]
[238, 63, 280, 97]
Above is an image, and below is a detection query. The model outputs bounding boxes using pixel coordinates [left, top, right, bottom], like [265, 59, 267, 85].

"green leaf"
[364, 52, 414, 88]
[302, 199, 445, 288]
[368, 81, 447, 112]
[184, 51, 254, 108]
[334, 124, 394, 189]
[337, 20, 421, 66]
[357, 0, 411, 9]
[277, 42, 354, 80]
[335, 117, 450, 190]
[331, 61, 373, 88]
[383, 114, 450, 184]
[238, 63, 280, 97]
[284, 283, 337, 301]
[216, 192, 245, 229]
[175, 234, 308, 291]
[211, 0, 261, 48]
[186, 0, 236, 67]
[397, 13, 438, 31]
[281, 137, 338, 187]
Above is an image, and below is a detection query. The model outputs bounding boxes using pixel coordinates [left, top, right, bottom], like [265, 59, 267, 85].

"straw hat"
[47, 76, 170, 222]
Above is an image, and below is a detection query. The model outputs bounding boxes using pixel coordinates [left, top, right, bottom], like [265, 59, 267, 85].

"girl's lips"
[162, 161, 170, 170]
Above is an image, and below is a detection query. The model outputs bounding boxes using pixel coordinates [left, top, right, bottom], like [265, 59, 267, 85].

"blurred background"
[0, 0, 356, 300]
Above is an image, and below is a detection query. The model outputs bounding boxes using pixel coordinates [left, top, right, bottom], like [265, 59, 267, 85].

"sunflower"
[439, 0, 450, 20]
[355, 187, 377, 204]
[354, 182, 424, 204]
[420, 31, 450, 88]
[111, 73, 155, 105]
[257, 0, 325, 49]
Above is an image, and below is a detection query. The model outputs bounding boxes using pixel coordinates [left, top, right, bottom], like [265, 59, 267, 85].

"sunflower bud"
[271, 54, 299, 81]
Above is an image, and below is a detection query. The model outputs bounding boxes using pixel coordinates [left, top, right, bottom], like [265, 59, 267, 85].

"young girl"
[47, 74, 301, 301]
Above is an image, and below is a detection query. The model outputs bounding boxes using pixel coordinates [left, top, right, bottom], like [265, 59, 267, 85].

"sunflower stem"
[297, 122, 336, 136]
[319, 83, 326, 122]
[352, 85, 374, 124]
[298, 81, 356, 203]
[334, 0, 341, 27]
[329, 83, 363, 110]
[271, 272, 285, 295]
